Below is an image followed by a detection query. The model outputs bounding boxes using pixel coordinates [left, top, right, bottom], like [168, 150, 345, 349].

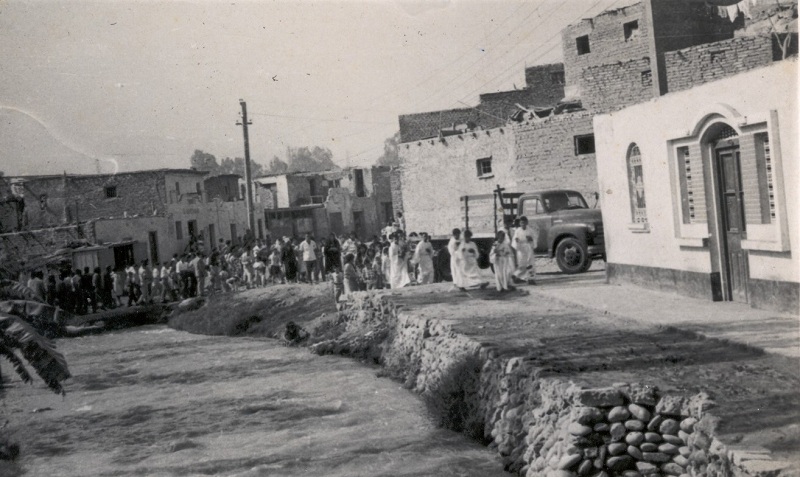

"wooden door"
[716, 148, 749, 303]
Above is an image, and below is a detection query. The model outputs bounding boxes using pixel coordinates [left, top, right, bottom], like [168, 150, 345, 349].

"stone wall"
[664, 36, 774, 93]
[310, 293, 782, 477]
[512, 112, 599, 203]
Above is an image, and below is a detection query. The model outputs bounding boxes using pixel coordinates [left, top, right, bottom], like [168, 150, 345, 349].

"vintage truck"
[430, 187, 605, 276]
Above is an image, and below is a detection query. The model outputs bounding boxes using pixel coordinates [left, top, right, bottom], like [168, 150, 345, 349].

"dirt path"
[2, 326, 510, 477]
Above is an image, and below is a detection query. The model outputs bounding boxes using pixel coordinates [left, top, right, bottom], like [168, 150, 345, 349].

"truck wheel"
[555, 237, 590, 274]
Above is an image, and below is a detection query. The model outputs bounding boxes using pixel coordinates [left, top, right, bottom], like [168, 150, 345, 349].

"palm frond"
[0, 280, 42, 303]
[0, 312, 70, 395]
[0, 300, 68, 337]
[0, 344, 33, 385]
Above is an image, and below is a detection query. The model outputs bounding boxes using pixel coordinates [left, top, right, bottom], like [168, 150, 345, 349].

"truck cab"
[517, 189, 604, 273]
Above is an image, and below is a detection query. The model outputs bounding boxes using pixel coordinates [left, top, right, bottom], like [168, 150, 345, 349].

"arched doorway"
[704, 123, 748, 303]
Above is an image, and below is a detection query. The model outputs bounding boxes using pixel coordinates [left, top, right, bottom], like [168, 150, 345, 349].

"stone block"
[576, 388, 624, 407]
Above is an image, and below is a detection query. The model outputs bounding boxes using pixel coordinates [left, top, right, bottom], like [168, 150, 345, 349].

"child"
[343, 253, 359, 296]
[380, 247, 391, 289]
[330, 266, 344, 304]
[490, 230, 515, 292]
[269, 247, 283, 284]
[361, 258, 376, 290]
[372, 254, 384, 290]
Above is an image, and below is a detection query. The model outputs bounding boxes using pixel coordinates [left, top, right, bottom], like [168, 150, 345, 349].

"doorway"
[715, 141, 749, 303]
[148, 231, 160, 265]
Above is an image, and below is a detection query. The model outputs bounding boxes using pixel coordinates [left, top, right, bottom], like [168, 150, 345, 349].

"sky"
[0, 0, 633, 176]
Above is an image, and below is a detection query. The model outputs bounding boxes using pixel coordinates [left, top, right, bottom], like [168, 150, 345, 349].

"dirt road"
[2, 326, 510, 477]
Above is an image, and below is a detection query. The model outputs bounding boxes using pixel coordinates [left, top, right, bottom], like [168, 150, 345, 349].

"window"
[623, 20, 639, 41]
[627, 144, 647, 224]
[521, 198, 545, 218]
[196, 182, 201, 194]
[677, 146, 695, 224]
[175, 182, 181, 195]
[476, 157, 493, 177]
[641, 70, 652, 86]
[175, 221, 183, 240]
[104, 186, 117, 198]
[576, 35, 590, 55]
[354, 169, 366, 197]
[754, 133, 775, 224]
[574, 135, 595, 155]
[550, 71, 565, 85]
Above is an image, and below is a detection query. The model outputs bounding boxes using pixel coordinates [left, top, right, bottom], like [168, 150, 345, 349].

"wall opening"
[574, 134, 595, 155]
[623, 20, 639, 41]
[576, 35, 590, 55]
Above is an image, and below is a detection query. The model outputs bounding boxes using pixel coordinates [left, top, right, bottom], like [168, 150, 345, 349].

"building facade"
[0, 169, 266, 272]
[594, 59, 798, 312]
[255, 166, 393, 240]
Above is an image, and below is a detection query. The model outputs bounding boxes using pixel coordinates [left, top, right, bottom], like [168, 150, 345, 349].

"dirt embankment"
[167, 284, 336, 338]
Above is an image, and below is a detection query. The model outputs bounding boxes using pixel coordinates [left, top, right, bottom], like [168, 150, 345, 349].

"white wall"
[594, 59, 798, 284]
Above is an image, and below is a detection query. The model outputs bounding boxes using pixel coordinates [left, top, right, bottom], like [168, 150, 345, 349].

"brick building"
[0, 168, 267, 272]
[395, 0, 796, 248]
[254, 166, 393, 240]
[594, 59, 798, 312]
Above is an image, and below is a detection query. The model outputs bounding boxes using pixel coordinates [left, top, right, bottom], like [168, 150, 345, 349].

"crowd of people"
[19, 213, 540, 313]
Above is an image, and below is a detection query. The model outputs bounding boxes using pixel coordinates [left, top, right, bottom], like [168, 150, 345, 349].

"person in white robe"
[511, 216, 537, 284]
[447, 228, 463, 289]
[490, 230, 515, 292]
[457, 230, 489, 289]
[388, 233, 411, 289]
[413, 232, 435, 285]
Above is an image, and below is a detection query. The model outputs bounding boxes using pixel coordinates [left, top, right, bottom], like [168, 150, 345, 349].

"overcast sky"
[1, 0, 631, 176]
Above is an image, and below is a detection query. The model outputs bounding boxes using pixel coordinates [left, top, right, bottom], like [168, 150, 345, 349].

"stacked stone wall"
[664, 36, 774, 93]
[398, 108, 482, 143]
[310, 293, 784, 477]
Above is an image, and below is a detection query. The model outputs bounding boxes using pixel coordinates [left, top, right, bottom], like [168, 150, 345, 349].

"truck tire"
[555, 237, 591, 274]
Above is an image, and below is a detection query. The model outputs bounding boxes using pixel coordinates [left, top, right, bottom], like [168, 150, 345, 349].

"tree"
[285, 146, 339, 173]
[267, 156, 289, 174]
[190, 150, 220, 174]
[0, 279, 70, 396]
[190, 150, 266, 178]
[375, 132, 402, 167]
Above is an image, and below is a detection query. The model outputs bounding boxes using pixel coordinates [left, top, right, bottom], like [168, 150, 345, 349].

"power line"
[248, 111, 394, 125]
[455, 0, 622, 105]
[361, 1, 534, 108]
[410, 0, 564, 110]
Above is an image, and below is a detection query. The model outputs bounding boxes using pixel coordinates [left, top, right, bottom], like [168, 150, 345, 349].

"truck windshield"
[541, 191, 588, 212]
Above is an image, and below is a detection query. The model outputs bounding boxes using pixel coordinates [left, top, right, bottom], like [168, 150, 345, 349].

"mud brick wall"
[523, 63, 566, 105]
[664, 36, 774, 93]
[398, 108, 483, 143]
[396, 128, 517, 238]
[0, 172, 170, 230]
[512, 112, 599, 203]
[581, 57, 653, 112]
[561, 3, 650, 100]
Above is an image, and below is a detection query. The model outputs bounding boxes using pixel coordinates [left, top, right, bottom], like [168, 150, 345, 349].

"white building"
[594, 59, 798, 312]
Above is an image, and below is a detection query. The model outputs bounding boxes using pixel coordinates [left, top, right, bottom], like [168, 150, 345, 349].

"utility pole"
[236, 99, 256, 235]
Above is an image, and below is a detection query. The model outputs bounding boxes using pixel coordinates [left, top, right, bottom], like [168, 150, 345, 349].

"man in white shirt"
[299, 233, 318, 283]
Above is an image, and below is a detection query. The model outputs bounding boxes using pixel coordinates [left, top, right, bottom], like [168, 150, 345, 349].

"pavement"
[531, 269, 800, 358]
